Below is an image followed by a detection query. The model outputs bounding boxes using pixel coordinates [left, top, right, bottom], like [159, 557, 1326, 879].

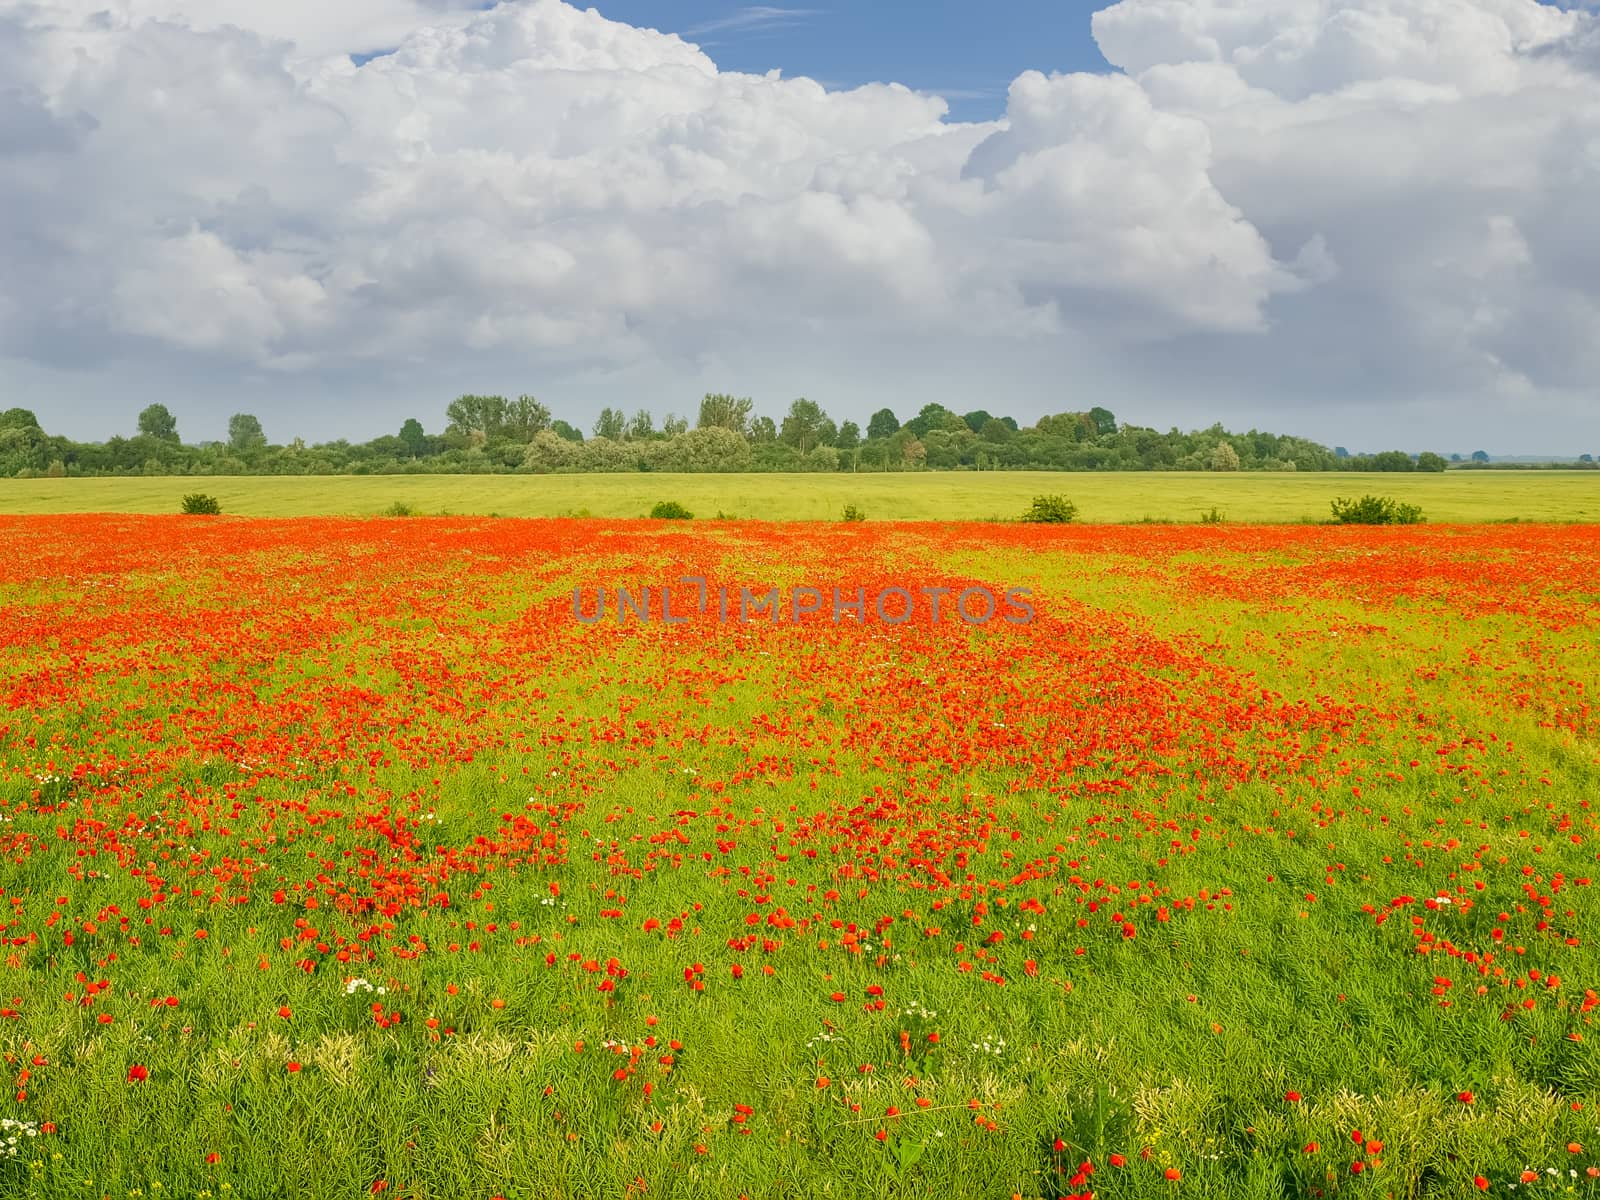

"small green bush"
[1330, 495, 1424, 525]
[1021, 495, 1077, 524]
[842, 505, 866, 522]
[382, 501, 417, 517]
[650, 501, 694, 520]
[180, 493, 222, 515]
[1199, 507, 1225, 525]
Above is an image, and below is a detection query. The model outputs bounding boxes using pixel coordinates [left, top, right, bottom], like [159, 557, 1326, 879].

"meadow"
[0, 470, 1598, 523]
[0, 515, 1597, 1199]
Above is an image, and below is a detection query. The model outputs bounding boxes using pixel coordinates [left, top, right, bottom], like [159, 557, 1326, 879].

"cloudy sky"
[4, 0, 1599, 453]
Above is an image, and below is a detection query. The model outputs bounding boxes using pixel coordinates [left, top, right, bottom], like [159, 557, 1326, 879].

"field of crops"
[2, 515, 1597, 1199]
[2, 470, 1599, 524]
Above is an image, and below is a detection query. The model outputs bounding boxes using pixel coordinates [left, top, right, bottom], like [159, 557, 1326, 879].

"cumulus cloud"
[2, 0, 1599, 448]
[1093, 0, 1600, 417]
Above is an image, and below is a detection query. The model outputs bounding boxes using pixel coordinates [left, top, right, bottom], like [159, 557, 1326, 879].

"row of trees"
[1, 398, 1555, 478]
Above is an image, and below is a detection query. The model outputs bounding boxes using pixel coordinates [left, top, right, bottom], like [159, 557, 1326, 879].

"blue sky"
[580, 1, 1115, 120]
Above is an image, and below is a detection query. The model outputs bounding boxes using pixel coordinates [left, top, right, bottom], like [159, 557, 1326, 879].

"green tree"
[1210, 441, 1241, 471]
[227, 413, 266, 452]
[836, 420, 861, 451]
[906, 403, 962, 438]
[592, 407, 627, 441]
[662, 412, 689, 437]
[445, 395, 508, 441]
[697, 393, 754, 436]
[806, 445, 841, 472]
[0, 408, 41, 432]
[551, 420, 585, 443]
[1088, 406, 1118, 437]
[523, 429, 582, 472]
[398, 418, 427, 458]
[504, 396, 552, 441]
[0, 423, 48, 476]
[1415, 451, 1448, 473]
[1370, 450, 1415, 472]
[962, 410, 993, 434]
[626, 410, 655, 441]
[866, 408, 900, 440]
[661, 427, 753, 472]
[779, 399, 829, 455]
[578, 435, 638, 471]
[900, 434, 926, 469]
[1471, 450, 1490, 463]
[750, 415, 777, 444]
[978, 418, 1012, 444]
[138, 403, 180, 443]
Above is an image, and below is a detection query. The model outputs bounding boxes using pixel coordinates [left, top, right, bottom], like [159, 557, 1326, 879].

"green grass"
[1, 470, 1597, 522]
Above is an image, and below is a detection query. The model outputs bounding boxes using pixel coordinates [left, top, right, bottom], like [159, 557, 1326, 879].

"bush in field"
[650, 500, 693, 520]
[842, 505, 866, 522]
[1199, 507, 1226, 524]
[1021, 494, 1077, 524]
[1330, 494, 1424, 525]
[180, 493, 221, 515]
[383, 501, 417, 516]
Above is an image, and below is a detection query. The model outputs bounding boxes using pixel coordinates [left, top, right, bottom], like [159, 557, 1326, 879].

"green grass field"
[1, 470, 1597, 522]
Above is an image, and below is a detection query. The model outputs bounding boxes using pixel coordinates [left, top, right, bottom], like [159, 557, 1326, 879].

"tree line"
[0, 396, 1543, 478]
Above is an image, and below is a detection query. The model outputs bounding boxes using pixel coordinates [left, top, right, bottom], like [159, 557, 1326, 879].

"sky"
[575, 3, 1116, 124]
[4, 0, 1600, 454]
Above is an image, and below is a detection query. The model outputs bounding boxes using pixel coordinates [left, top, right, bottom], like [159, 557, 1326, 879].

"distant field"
[1, 470, 1598, 522]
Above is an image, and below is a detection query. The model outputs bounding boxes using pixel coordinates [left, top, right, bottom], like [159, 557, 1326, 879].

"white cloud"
[2, 0, 1599, 450]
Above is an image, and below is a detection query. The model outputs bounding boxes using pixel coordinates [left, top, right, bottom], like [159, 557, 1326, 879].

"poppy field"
[1, 514, 1598, 1199]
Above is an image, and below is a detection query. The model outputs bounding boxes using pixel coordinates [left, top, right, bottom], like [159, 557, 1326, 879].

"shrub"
[180, 493, 222, 515]
[382, 501, 417, 517]
[1210, 441, 1241, 471]
[1330, 494, 1424, 525]
[842, 505, 866, 522]
[1199, 507, 1226, 525]
[650, 500, 694, 520]
[1021, 495, 1077, 524]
